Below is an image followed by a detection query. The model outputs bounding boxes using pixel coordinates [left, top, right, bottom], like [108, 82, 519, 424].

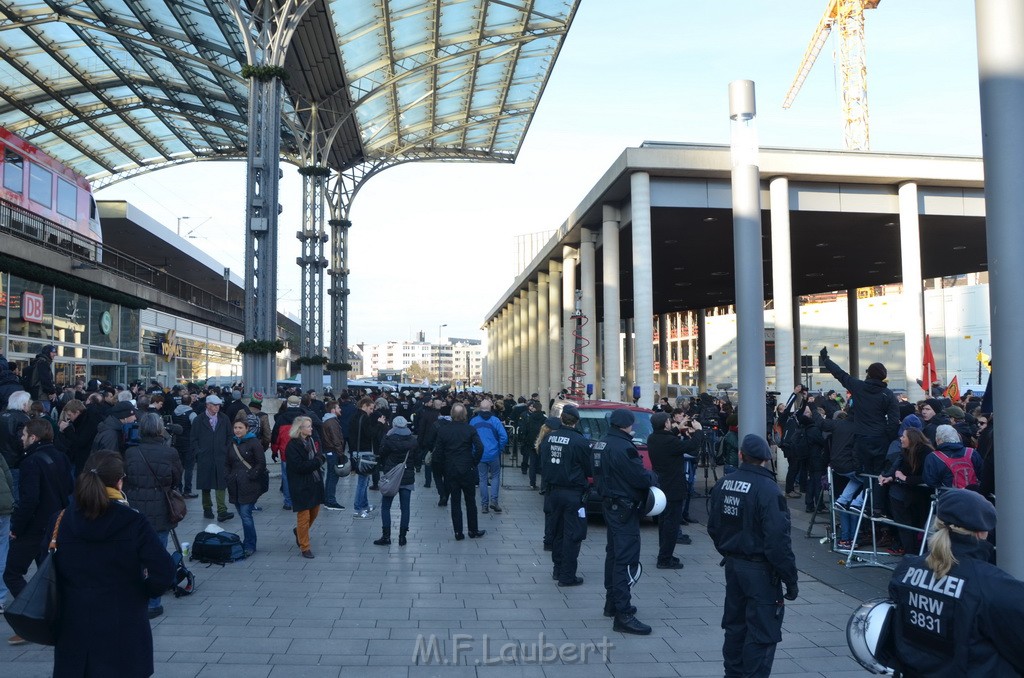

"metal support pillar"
[528, 282, 539, 397]
[602, 205, 622, 401]
[562, 247, 578, 392]
[899, 182, 925, 399]
[729, 80, 767, 440]
[977, 0, 1024, 578]
[226, 0, 318, 394]
[547, 260, 562, 404]
[537, 272, 550, 405]
[847, 289, 860, 378]
[579, 229, 599, 398]
[631, 172, 655, 410]
[769, 176, 795, 393]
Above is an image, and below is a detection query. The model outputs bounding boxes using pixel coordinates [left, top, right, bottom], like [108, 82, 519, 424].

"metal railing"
[0, 198, 243, 323]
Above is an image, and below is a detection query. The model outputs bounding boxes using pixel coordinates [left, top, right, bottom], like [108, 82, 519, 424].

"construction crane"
[782, 0, 881, 151]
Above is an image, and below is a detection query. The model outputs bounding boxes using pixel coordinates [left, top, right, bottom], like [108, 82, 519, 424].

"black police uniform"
[542, 424, 593, 585]
[889, 534, 1024, 677]
[593, 427, 653, 620]
[707, 462, 797, 678]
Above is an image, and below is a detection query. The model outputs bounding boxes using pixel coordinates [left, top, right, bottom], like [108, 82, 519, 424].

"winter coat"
[0, 453, 13, 515]
[0, 369, 22, 410]
[190, 410, 231, 491]
[802, 414, 829, 473]
[123, 436, 183, 532]
[646, 428, 701, 501]
[321, 413, 345, 454]
[380, 431, 418, 486]
[57, 420, 92, 475]
[11, 441, 73, 537]
[882, 447, 931, 504]
[91, 415, 126, 454]
[226, 434, 267, 505]
[171, 404, 194, 457]
[0, 408, 30, 469]
[924, 442, 984, 489]
[50, 499, 174, 678]
[432, 420, 483, 483]
[284, 436, 324, 511]
[823, 356, 900, 439]
[522, 410, 547, 450]
[27, 353, 56, 400]
[820, 416, 858, 474]
[469, 411, 508, 462]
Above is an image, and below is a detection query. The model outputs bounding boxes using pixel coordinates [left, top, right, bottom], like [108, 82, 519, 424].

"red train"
[0, 126, 102, 258]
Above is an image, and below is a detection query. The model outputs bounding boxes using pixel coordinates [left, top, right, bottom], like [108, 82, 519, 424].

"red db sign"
[21, 291, 44, 323]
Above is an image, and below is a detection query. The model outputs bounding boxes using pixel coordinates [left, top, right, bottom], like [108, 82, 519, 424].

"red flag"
[922, 334, 938, 393]
[944, 375, 961, 402]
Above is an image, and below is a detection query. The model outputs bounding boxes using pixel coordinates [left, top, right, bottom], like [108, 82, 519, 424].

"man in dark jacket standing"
[820, 347, 899, 475]
[24, 345, 58, 412]
[0, 363, 22, 411]
[190, 395, 232, 521]
[91, 401, 136, 454]
[433, 404, 484, 540]
[647, 411, 702, 570]
[541, 404, 592, 586]
[4, 419, 72, 603]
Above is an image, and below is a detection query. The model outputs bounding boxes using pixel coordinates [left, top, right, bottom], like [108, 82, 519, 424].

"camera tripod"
[694, 429, 720, 496]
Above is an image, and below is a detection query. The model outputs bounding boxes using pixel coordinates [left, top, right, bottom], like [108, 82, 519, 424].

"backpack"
[714, 434, 727, 466]
[190, 530, 244, 565]
[20, 362, 36, 395]
[779, 418, 803, 455]
[932, 449, 979, 489]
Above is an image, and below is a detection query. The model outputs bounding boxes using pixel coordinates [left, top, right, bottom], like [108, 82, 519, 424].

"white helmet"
[644, 486, 667, 517]
[846, 598, 897, 674]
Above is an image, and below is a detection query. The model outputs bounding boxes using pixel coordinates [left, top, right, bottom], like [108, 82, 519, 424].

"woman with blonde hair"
[50, 450, 174, 677]
[888, 489, 1024, 675]
[285, 416, 325, 558]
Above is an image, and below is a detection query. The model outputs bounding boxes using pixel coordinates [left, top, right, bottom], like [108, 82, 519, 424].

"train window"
[57, 178, 77, 219]
[29, 163, 52, 208]
[3, 149, 23, 193]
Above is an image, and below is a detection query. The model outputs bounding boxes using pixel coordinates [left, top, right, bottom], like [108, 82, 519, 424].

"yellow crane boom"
[782, 0, 880, 151]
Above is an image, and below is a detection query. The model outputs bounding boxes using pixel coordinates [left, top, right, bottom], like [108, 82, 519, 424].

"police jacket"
[889, 535, 1024, 677]
[540, 425, 592, 490]
[823, 356, 899, 439]
[593, 428, 652, 503]
[707, 462, 798, 587]
[646, 429, 700, 501]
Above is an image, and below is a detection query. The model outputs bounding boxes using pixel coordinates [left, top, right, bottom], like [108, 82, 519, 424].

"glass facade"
[0, 272, 243, 388]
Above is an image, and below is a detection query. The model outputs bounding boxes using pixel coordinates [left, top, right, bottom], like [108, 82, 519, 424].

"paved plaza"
[2, 460, 886, 677]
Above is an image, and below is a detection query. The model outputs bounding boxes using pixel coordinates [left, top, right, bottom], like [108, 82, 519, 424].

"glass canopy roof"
[0, 0, 579, 184]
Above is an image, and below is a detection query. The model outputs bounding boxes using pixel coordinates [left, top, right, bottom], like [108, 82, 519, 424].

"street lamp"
[438, 324, 447, 383]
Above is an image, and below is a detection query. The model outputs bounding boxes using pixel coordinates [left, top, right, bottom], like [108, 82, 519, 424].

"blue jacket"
[470, 411, 508, 463]
[923, 443, 983, 489]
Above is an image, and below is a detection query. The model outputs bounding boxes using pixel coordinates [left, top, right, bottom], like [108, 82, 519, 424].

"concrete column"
[547, 260, 562, 403]
[847, 289, 860, 377]
[730, 80, 766, 440]
[792, 297, 802, 387]
[579, 229, 600, 397]
[769, 176, 795, 394]
[976, 0, 1024, 577]
[602, 205, 622, 401]
[537, 272, 550, 405]
[519, 290, 530, 397]
[512, 296, 522, 397]
[500, 307, 510, 395]
[697, 309, 708, 393]
[624, 318, 635, 400]
[658, 314, 670, 397]
[899, 182, 925, 399]
[527, 282, 539, 397]
[631, 172, 655, 409]
[562, 246, 578, 390]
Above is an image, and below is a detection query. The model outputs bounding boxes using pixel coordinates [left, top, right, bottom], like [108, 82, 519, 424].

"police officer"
[888, 489, 1024, 676]
[708, 434, 798, 677]
[593, 408, 654, 635]
[541, 404, 592, 586]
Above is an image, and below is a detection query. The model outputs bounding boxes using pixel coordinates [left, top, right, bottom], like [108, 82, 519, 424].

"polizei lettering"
[900, 567, 966, 599]
[720, 479, 751, 493]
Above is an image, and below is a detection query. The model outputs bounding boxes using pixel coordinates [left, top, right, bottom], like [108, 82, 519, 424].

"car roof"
[551, 399, 652, 416]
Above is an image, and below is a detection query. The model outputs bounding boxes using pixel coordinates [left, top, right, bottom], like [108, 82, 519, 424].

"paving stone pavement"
[1, 461, 883, 676]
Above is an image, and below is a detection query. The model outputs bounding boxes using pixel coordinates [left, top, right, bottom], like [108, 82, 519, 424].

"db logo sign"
[21, 292, 44, 324]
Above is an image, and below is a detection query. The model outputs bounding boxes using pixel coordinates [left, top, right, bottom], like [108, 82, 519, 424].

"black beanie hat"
[866, 362, 887, 381]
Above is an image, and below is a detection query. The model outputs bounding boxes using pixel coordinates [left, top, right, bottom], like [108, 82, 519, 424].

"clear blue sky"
[97, 0, 982, 345]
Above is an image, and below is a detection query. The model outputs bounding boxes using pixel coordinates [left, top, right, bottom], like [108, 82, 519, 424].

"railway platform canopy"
[0, 0, 578, 182]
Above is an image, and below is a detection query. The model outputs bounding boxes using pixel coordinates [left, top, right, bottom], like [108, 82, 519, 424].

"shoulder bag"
[378, 447, 411, 498]
[4, 509, 65, 645]
[233, 443, 270, 496]
[139, 449, 187, 525]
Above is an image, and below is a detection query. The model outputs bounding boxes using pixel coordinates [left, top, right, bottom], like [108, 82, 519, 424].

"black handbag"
[233, 443, 270, 496]
[139, 447, 187, 525]
[4, 509, 65, 645]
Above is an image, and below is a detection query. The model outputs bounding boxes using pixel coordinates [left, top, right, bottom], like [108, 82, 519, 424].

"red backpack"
[273, 423, 292, 462]
[932, 448, 979, 489]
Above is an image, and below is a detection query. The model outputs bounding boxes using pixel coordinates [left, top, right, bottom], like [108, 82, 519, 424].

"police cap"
[608, 408, 635, 429]
[739, 434, 771, 460]
[936, 489, 996, 532]
[561, 404, 580, 421]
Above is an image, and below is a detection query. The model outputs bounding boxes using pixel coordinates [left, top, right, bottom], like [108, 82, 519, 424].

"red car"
[549, 400, 655, 514]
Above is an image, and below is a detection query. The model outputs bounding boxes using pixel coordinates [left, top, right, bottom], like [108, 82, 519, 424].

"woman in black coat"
[880, 427, 934, 555]
[373, 416, 419, 547]
[285, 416, 325, 558]
[123, 413, 183, 619]
[51, 450, 174, 678]
[226, 418, 267, 557]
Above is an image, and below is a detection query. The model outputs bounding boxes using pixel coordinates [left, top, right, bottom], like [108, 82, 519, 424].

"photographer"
[670, 409, 704, 524]
[648, 412, 702, 565]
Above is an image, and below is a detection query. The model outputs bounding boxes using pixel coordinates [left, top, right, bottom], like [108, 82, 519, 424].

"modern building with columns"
[483, 142, 985, 410]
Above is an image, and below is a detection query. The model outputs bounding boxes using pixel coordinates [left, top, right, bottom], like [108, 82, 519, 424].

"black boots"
[603, 601, 637, 618]
[373, 529, 391, 546]
[399, 529, 407, 547]
[613, 614, 652, 635]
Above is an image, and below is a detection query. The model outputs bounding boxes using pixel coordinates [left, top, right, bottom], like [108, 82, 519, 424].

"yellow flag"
[977, 351, 992, 372]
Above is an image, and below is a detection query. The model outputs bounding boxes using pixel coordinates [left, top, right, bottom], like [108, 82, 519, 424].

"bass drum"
[846, 597, 897, 675]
